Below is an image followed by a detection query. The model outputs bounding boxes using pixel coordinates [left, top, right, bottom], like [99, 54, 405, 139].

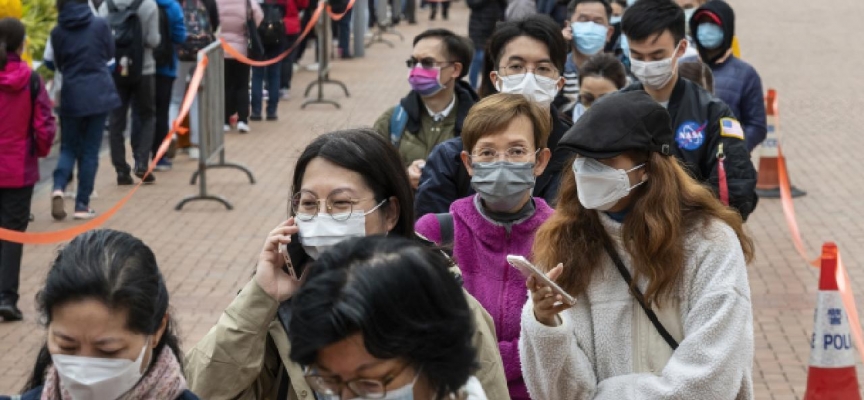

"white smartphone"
[507, 255, 576, 306]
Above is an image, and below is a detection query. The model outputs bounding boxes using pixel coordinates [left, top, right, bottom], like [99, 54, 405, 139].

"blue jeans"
[251, 63, 281, 117]
[53, 114, 107, 211]
[469, 49, 484, 89]
[337, 9, 353, 56]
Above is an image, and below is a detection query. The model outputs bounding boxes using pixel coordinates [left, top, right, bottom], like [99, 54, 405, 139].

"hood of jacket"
[400, 79, 480, 135]
[690, 0, 735, 65]
[58, 2, 94, 29]
[0, 54, 31, 93]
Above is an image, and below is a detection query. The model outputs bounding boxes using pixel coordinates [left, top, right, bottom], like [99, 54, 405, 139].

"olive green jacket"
[185, 278, 510, 400]
[373, 105, 459, 168]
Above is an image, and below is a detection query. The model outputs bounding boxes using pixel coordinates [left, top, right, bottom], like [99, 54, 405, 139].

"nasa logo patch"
[676, 121, 707, 151]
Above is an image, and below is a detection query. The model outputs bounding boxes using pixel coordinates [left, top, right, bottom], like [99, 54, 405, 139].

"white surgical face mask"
[629, 44, 681, 90]
[295, 200, 386, 259]
[495, 72, 559, 108]
[52, 338, 150, 400]
[573, 158, 646, 211]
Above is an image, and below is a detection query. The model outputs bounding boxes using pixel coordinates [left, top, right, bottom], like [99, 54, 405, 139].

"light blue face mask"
[696, 22, 724, 50]
[571, 21, 608, 56]
[610, 16, 621, 25]
[626, 0, 636, 6]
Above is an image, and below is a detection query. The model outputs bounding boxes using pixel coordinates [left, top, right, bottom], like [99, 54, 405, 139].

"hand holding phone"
[507, 255, 574, 327]
[255, 219, 303, 303]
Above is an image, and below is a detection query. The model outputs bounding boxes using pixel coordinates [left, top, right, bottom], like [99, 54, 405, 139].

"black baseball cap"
[559, 91, 674, 159]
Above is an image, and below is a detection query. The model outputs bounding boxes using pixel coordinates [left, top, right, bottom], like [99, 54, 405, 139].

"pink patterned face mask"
[408, 66, 445, 97]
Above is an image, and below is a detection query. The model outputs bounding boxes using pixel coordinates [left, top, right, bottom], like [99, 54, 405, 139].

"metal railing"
[176, 41, 256, 211]
[302, 0, 351, 109]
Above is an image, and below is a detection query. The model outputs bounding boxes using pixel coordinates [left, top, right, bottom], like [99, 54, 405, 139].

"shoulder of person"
[177, 389, 202, 400]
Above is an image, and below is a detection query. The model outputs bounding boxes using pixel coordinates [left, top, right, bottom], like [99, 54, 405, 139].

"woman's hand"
[407, 159, 426, 189]
[527, 263, 572, 327]
[255, 219, 303, 302]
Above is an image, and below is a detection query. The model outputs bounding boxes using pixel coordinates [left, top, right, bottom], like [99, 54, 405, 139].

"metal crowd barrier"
[176, 41, 256, 211]
[302, 0, 351, 109]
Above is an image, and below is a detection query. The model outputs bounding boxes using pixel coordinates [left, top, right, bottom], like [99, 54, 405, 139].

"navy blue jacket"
[708, 57, 766, 152]
[2, 387, 200, 400]
[50, 2, 121, 117]
[414, 104, 573, 218]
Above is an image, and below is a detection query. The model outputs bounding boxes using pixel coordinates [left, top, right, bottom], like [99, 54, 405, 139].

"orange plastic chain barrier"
[773, 90, 864, 364]
[222, 0, 354, 67]
[0, 56, 209, 244]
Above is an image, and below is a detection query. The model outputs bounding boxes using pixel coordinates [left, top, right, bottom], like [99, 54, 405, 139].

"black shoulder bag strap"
[435, 213, 454, 245]
[602, 240, 679, 350]
[28, 73, 40, 156]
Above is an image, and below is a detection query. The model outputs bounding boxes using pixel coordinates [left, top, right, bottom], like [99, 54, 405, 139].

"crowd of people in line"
[0, 0, 769, 398]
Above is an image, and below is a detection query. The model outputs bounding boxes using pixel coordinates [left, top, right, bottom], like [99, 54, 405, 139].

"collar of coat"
[400, 80, 479, 135]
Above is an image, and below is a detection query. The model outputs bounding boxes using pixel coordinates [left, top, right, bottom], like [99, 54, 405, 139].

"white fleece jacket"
[519, 214, 754, 400]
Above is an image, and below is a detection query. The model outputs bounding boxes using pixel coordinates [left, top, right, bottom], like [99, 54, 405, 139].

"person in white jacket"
[519, 90, 755, 400]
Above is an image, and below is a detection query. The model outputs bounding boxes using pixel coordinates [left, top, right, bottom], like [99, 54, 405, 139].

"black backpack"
[106, 0, 146, 83]
[177, 0, 215, 62]
[153, 3, 173, 67]
[258, 2, 285, 51]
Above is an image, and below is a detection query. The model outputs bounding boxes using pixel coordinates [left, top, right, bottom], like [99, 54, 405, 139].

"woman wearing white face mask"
[185, 129, 510, 400]
[9, 229, 197, 400]
[519, 91, 756, 399]
[288, 236, 487, 400]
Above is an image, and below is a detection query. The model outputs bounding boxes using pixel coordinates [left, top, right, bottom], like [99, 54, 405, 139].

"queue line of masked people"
[1, 1, 757, 399]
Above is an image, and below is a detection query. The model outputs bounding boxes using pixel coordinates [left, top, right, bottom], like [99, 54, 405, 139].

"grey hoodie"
[98, 0, 161, 75]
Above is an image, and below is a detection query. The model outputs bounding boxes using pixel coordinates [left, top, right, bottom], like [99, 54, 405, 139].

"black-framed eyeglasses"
[406, 56, 456, 69]
[497, 63, 560, 79]
[303, 363, 412, 398]
[290, 191, 386, 221]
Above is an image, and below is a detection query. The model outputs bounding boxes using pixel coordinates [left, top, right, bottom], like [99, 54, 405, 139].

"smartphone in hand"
[507, 255, 576, 306]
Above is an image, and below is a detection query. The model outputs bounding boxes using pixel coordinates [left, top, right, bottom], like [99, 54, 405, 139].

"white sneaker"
[280, 89, 291, 100]
[238, 121, 251, 133]
[305, 62, 320, 71]
[189, 147, 200, 160]
[223, 124, 231, 132]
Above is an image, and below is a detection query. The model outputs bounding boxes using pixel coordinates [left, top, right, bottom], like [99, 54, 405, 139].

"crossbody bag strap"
[602, 240, 679, 350]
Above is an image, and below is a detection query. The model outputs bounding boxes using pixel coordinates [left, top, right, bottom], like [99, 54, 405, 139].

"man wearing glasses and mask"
[373, 29, 477, 190]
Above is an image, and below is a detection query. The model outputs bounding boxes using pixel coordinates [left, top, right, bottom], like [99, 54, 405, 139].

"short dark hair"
[612, 0, 627, 8]
[288, 236, 477, 398]
[621, 0, 686, 44]
[25, 230, 182, 391]
[290, 128, 415, 238]
[413, 29, 474, 79]
[579, 53, 627, 89]
[567, 0, 612, 21]
[0, 18, 25, 71]
[480, 14, 568, 98]
[678, 61, 714, 94]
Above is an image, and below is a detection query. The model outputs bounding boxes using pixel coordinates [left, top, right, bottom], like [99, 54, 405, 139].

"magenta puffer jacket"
[416, 195, 553, 400]
[0, 54, 57, 188]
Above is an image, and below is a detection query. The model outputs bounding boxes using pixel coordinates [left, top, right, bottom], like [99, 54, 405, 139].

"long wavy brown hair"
[533, 152, 755, 306]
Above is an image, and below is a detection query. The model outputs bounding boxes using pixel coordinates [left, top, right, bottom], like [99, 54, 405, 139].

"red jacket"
[272, 0, 307, 35]
[0, 54, 57, 188]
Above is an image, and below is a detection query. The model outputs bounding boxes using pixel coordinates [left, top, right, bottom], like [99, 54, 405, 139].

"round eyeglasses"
[291, 192, 387, 221]
[303, 364, 411, 399]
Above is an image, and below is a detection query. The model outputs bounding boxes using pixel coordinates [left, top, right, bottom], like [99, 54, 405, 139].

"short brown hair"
[461, 93, 553, 153]
[678, 61, 714, 94]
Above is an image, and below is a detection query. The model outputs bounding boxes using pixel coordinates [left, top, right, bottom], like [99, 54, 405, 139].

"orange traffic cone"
[755, 89, 806, 198]
[804, 242, 861, 400]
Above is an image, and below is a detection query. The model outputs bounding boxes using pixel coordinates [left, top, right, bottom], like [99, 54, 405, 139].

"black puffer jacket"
[467, 0, 506, 50]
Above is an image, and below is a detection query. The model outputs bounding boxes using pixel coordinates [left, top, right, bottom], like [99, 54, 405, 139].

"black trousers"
[224, 59, 251, 124]
[0, 185, 33, 304]
[279, 34, 299, 90]
[151, 75, 175, 158]
[110, 75, 155, 174]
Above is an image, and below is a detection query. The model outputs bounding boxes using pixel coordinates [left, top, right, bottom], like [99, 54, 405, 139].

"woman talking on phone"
[185, 128, 509, 399]
[519, 91, 755, 399]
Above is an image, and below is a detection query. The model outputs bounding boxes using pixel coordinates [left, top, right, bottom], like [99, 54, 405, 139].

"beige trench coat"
[185, 278, 510, 400]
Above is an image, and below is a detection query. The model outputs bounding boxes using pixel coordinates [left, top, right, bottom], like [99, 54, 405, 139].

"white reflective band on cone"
[809, 291, 857, 368]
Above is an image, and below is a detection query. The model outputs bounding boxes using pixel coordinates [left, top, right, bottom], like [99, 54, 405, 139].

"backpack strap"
[602, 239, 679, 350]
[28, 73, 40, 156]
[389, 105, 409, 147]
[435, 213, 454, 245]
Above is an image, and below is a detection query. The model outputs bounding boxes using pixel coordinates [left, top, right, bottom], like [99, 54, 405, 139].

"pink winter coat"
[217, 0, 263, 58]
[0, 54, 57, 188]
[416, 195, 554, 400]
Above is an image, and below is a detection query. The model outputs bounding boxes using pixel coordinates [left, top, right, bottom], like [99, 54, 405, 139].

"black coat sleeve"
[205, 0, 221, 31]
[704, 103, 759, 220]
[414, 139, 468, 219]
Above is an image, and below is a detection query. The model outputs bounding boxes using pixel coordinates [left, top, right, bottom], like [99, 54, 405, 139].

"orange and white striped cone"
[755, 89, 806, 198]
[804, 242, 861, 400]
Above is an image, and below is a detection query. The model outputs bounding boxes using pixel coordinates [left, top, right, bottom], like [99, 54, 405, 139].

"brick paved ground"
[2, 1, 863, 398]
